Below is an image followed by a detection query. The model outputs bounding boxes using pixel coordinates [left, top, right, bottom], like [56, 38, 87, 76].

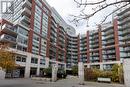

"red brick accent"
[64, 34, 67, 63]
[113, 19, 120, 61]
[78, 35, 80, 62]
[46, 16, 52, 58]
[98, 26, 102, 62]
[87, 31, 90, 63]
[27, 0, 35, 53]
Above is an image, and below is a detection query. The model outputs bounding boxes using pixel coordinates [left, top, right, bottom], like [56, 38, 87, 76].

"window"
[16, 56, 21, 62]
[17, 35, 28, 45]
[18, 27, 28, 36]
[35, 0, 42, 8]
[33, 34, 40, 41]
[16, 55, 26, 62]
[31, 57, 38, 64]
[35, 5, 42, 15]
[40, 59, 45, 65]
[17, 45, 27, 51]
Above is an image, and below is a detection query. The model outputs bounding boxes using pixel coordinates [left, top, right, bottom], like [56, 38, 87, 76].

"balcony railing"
[21, 7, 31, 16]
[1, 24, 17, 36]
[118, 17, 130, 25]
[22, 0, 32, 9]
[0, 34, 16, 43]
[21, 15, 30, 24]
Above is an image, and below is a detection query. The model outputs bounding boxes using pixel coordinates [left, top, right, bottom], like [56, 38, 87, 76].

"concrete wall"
[0, 67, 5, 79]
[123, 59, 130, 87]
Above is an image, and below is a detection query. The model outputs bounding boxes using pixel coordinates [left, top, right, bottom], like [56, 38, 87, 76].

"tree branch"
[100, 3, 129, 24]
[74, 0, 107, 6]
[70, 0, 130, 26]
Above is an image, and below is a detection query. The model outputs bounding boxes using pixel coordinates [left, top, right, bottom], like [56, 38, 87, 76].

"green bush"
[71, 65, 78, 76]
[43, 67, 67, 78]
[111, 64, 124, 83]
[57, 68, 66, 78]
[43, 67, 52, 78]
[84, 64, 124, 83]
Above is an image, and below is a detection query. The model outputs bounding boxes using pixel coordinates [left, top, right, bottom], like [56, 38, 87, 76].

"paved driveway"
[0, 78, 125, 87]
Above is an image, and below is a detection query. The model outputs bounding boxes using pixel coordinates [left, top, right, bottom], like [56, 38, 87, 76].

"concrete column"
[78, 62, 84, 84]
[36, 57, 40, 76]
[24, 53, 31, 78]
[87, 64, 90, 68]
[52, 64, 58, 82]
[100, 64, 103, 70]
[0, 67, 5, 79]
[46, 57, 49, 68]
[123, 59, 130, 87]
[64, 64, 66, 71]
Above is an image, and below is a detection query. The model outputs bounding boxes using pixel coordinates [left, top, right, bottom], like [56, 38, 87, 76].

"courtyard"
[0, 77, 125, 87]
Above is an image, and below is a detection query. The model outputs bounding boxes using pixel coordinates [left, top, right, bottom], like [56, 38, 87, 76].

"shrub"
[43, 67, 52, 78]
[111, 64, 124, 83]
[84, 68, 113, 81]
[84, 64, 124, 83]
[72, 65, 78, 76]
[57, 68, 66, 78]
[43, 67, 67, 78]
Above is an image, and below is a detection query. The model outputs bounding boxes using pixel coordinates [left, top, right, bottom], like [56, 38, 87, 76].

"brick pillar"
[46, 15, 52, 58]
[113, 19, 120, 61]
[87, 31, 90, 63]
[27, 0, 35, 53]
[78, 35, 80, 62]
[98, 26, 102, 62]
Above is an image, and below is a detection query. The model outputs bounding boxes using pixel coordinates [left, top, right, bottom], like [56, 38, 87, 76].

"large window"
[42, 13, 48, 37]
[34, 6, 42, 34]
[16, 55, 26, 62]
[18, 27, 28, 36]
[31, 57, 38, 64]
[17, 35, 28, 45]
[33, 34, 40, 42]
[17, 45, 27, 51]
[35, 0, 42, 8]
[40, 58, 45, 65]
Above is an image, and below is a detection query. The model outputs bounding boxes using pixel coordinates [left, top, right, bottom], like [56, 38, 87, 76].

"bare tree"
[70, 0, 130, 26]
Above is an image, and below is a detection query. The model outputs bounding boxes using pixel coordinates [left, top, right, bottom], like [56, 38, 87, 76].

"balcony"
[119, 23, 130, 31]
[122, 29, 130, 36]
[118, 10, 130, 21]
[21, 15, 30, 24]
[1, 24, 17, 36]
[105, 29, 113, 35]
[124, 47, 130, 52]
[0, 34, 16, 44]
[21, 7, 31, 17]
[118, 17, 130, 26]
[105, 40, 115, 45]
[123, 35, 130, 41]
[20, 21, 30, 28]
[22, 0, 32, 9]
[105, 50, 115, 54]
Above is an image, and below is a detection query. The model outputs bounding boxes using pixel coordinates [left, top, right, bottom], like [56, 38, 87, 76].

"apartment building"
[66, 32, 79, 69]
[117, 5, 130, 60]
[1, 0, 130, 77]
[0, 0, 79, 78]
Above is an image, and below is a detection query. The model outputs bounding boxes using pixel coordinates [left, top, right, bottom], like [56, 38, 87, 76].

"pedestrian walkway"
[0, 77, 125, 87]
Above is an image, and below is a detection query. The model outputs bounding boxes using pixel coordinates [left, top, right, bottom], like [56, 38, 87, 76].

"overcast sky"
[45, 0, 115, 35]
